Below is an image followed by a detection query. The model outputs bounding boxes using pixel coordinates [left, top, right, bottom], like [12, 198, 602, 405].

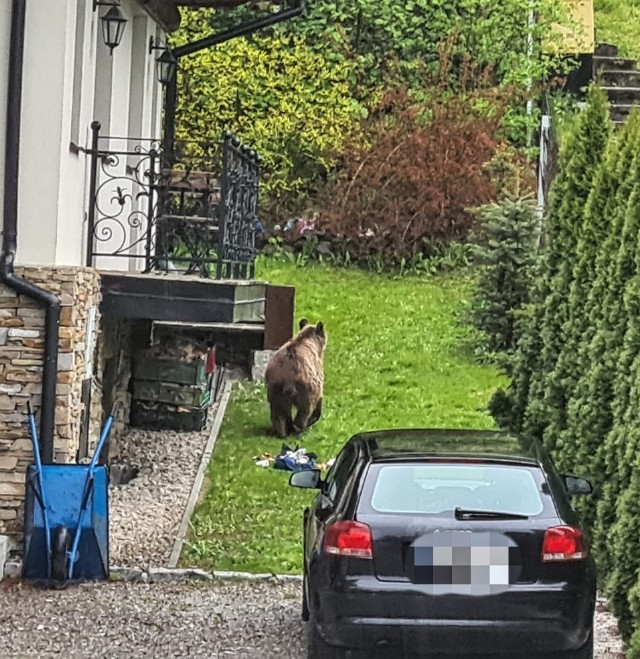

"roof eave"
[135, 0, 182, 33]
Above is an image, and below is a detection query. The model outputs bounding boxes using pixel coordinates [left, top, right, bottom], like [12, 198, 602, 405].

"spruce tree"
[522, 85, 611, 449]
[606, 445, 640, 641]
[551, 112, 640, 511]
[626, 577, 640, 657]
[467, 195, 539, 358]
[543, 117, 618, 473]
[593, 170, 640, 570]
[496, 86, 608, 434]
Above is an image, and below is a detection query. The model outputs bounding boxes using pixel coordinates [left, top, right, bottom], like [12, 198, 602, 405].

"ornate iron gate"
[85, 122, 260, 279]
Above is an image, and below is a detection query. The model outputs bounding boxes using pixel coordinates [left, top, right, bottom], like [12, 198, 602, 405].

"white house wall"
[17, 0, 71, 265]
[0, 9, 11, 238]
[57, 0, 98, 266]
[0, 0, 166, 269]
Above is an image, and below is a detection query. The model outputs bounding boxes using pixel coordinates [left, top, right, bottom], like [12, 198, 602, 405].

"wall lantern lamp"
[93, 1, 127, 55]
[149, 37, 178, 85]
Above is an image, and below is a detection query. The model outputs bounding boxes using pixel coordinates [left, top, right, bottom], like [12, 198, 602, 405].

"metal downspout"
[0, 0, 60, 464]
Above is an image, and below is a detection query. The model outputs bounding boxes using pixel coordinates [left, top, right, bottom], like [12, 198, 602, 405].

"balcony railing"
[85, 121, 260, 279]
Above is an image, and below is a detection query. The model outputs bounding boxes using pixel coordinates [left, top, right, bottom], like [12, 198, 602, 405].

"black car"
[289, 429, 596, 659]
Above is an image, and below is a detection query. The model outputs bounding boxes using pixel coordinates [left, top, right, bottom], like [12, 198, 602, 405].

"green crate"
[132, 380, 211, 407]
[130, 399, 209, 433]
[132, 357, 206, 386]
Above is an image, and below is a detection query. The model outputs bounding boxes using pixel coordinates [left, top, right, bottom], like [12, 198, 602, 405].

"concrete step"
[598, 69, 640, 88]
[596, 42, 619, 58]
[601, 86, 640, 103]
[594, 56, 637, 73]
[610, 103, 640, 123]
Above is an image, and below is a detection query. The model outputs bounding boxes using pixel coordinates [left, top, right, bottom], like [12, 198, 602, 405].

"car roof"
[348, 428, 545, 466]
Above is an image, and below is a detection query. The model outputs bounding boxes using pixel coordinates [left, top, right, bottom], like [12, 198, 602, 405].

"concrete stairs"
[593, 43, 640, 125]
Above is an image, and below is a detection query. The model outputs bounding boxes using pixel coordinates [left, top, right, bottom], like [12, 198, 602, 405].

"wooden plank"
[264, 284, 295, 350]
[153, 320, 264, 333]
[132, 381, 210, 406]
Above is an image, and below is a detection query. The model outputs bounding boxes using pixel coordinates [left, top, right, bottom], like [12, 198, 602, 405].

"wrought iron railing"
[85, 122, 260, 279]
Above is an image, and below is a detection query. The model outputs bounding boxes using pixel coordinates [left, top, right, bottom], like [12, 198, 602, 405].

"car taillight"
[541, 526, 588, 562]
[324, 521, 373, 559]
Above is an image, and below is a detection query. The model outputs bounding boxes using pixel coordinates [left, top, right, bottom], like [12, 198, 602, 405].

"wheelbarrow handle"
[88, 404, 117, 471]
[69, 404, 117, 580]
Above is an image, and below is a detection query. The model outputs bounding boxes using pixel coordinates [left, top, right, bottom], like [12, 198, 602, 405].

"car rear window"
[369, 463, 545, 516]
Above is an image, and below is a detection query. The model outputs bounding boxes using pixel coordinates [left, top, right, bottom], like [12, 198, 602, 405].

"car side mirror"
[289, 469, 322, 490]
[563, 474, 593, 496]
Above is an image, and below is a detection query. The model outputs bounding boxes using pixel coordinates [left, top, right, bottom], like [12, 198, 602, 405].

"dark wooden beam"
[136, 0, 182, 32]
[172, 0, 283, 7]
[100, 274, 266, 324]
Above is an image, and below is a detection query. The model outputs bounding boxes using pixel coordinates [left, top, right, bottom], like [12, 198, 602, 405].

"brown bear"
[265, 318, 327, 438]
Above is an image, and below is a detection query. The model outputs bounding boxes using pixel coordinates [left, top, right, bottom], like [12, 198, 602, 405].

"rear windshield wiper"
[454, 507, 529, 520]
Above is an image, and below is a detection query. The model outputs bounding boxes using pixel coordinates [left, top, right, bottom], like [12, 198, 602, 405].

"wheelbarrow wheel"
[51, 526, 70, 582]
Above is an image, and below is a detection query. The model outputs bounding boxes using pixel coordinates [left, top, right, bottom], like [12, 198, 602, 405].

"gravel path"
[108, 403, 218, 568]
[0, 580, 625, 658]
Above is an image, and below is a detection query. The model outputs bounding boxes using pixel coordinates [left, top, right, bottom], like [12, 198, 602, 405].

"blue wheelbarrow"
[22, 402, 116, 584]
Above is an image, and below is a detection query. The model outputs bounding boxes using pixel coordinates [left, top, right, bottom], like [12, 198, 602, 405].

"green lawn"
[180, 259, 506, 574]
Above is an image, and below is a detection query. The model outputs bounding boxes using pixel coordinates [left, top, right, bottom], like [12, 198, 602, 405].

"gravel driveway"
[0, 580, 625, 658]
[63, 382, 624, 659]
[108, 405, 220, 567]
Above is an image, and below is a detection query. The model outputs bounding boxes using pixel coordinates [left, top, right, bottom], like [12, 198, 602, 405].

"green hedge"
[493, 87, 640, 646]
[170, 0, 572, 221]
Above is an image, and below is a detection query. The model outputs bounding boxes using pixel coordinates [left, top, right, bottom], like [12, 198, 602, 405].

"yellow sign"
[543, 0, 595, 55]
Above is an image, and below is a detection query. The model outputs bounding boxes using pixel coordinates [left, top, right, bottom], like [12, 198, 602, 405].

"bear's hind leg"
[271, 402, 292, 439]
[307, 398, 323, 428]
[293, 401, 313, 434]
[286, 412, 296, 435]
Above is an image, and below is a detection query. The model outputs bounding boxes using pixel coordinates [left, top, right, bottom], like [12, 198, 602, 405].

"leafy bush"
[465, 194, 540, 363]
[171, 0, 574, 220]
[260, 228, 475, 275]
[595, 0, 640, 61]
[171, 9, 366, 221]
[313, 70, 519, 268]
[206, 0, 571, 98]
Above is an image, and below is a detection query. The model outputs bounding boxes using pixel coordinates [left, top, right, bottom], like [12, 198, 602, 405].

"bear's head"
[298, 318, 327, 353]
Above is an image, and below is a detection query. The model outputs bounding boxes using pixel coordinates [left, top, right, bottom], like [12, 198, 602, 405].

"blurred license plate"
[405, 530, 523, 595]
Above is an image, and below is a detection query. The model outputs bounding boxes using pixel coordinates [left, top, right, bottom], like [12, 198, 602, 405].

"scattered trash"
[276, 216, 317, 239]
[274, 445, 317, 472]
[253, 452, 274, 468]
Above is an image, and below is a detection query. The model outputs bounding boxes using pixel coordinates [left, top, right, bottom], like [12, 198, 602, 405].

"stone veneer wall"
[97, 318, 138, 464]
[0, 266, 101, 538]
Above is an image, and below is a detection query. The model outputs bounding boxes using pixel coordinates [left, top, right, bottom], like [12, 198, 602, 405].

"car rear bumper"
[314, 578, 594, 655]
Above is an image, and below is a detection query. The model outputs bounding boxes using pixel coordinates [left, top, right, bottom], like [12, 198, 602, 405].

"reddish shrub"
[315, 69, 521, 265]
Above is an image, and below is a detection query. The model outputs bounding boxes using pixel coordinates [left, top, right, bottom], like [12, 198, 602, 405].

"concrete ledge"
[251, 350, 276, 381]
[4, 559, 303, 584]
[110, 566, 303, 584]
[167, 379, 233, 568]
